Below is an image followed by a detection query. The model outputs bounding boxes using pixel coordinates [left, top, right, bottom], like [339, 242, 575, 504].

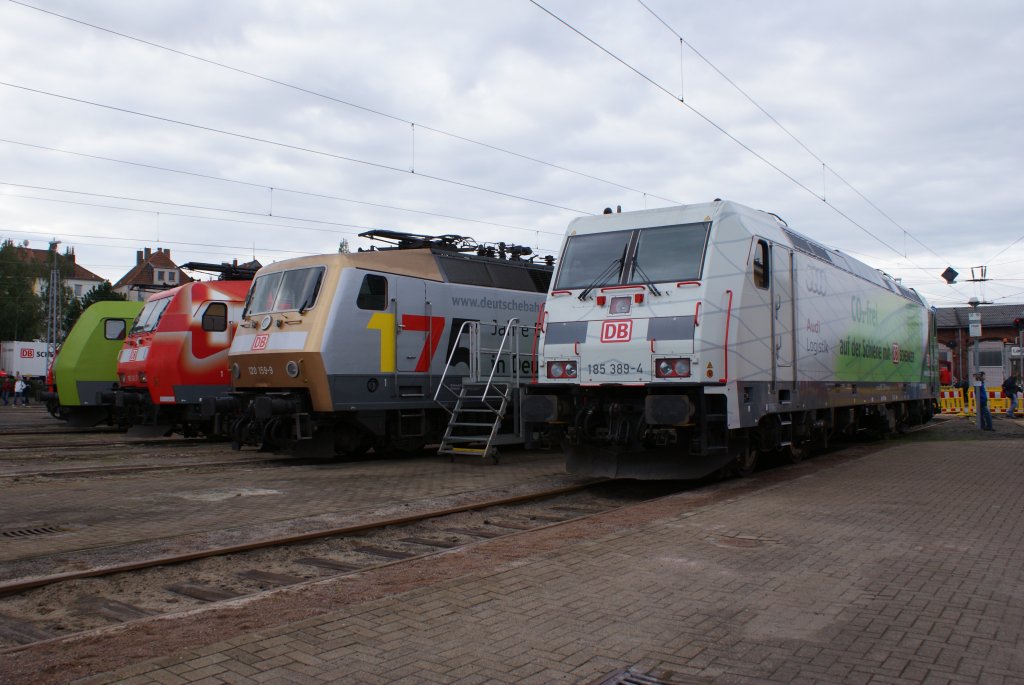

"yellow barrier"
[938, 387, 965, 415]
[942, 385, 1015, 416]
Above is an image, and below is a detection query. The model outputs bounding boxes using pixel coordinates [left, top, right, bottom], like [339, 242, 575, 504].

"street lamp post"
[968, 298, 982, 430]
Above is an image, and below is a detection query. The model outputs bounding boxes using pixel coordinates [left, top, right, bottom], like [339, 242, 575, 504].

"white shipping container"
[0, 341, 51, 378]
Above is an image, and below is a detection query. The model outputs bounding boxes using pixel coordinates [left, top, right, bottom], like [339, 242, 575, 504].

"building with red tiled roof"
[113, 247, 192, 301]
[12, 243, 105, 299]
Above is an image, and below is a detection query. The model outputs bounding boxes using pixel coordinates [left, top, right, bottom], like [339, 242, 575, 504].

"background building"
[935, 305, 1024, 385]
[113, 247, 190, 301]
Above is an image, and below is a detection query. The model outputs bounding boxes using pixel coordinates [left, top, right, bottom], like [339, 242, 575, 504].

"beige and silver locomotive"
[203, 231, 552, 455]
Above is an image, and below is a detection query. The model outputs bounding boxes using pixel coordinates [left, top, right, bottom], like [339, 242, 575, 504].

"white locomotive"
[522, 200, 938, 479]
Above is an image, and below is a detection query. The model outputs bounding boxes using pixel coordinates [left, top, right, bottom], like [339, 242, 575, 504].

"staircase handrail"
[478, 318, 522, 407]
[433, 319, 477, 409]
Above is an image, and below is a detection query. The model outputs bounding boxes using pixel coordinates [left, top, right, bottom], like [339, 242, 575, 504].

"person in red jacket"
[0, 368, 10, 406]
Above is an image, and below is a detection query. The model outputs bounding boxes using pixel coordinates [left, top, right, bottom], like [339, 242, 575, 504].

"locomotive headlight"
[138, 372, 147, 384]
[547, 361, 578, 379]
[655, 357, 691, 378]
[285, 360, 300, 378]
[231, 363, 241, 379]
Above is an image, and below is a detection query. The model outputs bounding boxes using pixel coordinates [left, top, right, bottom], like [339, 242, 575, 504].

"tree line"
[0, 239, 127, 341]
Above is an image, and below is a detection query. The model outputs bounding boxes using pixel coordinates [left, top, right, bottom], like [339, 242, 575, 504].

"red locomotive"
[109, 262, 257, 436]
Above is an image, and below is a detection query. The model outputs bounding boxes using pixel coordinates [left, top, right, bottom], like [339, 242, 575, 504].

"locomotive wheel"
[734, 445, 759, 477]
[784, 440, 806, 464]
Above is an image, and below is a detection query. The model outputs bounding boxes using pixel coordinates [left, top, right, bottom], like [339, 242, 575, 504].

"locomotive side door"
[395, 277, 428, 375]
[772, 244, 796, 383]
[394, 277, 447, 393]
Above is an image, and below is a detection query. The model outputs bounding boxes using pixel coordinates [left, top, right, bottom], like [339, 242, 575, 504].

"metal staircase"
[434, 319, 532, 462]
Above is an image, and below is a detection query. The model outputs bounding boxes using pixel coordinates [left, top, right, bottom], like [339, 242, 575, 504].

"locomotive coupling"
[199, 395, 240, 419]
[113, 391, 143, 408]
[644, 395, 694, 426]
[253, 395, 301, 420]
[522, 394, 559, 423]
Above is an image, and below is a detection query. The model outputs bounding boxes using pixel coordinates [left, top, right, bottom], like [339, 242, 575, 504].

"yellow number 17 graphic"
[367, 313, 445, 372]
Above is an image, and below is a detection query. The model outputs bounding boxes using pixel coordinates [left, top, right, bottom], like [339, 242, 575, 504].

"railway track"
[0, 455, 304, 481]
[0, 480, 680, 651]
[0, 437, 216, 452]
[0, 420, 953, 653]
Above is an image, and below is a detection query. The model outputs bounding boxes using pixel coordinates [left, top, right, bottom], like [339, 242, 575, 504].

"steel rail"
[0, 482, 595, 597]
[0, 457, 289, 481]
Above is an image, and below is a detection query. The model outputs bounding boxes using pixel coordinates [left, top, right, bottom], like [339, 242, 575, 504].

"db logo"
[600, 320, 633, 343]
[20, 349, 34, 359]
[129, 348, 138, 361]
[891, 343, 900, 364]
[251, 334, 270, 351]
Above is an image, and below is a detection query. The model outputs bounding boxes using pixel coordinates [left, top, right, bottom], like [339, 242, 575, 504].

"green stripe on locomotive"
[53, 301, 144, 406]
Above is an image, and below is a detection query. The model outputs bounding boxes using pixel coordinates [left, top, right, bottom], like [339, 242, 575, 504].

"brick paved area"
[4, 420, 1024, 684]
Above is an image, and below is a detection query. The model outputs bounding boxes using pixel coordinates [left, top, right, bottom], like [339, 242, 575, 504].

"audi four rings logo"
[251, 334, 270, 351]
[805, 265, 828, 296]
[600, 320, 633, 343]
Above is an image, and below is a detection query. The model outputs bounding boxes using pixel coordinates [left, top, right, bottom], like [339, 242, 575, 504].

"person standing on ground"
[1002, 373, 1020, 419]
[976, 372, 994, 430]
[13, 374, 26, 407]
[0, 368, 8, 406]
[940, 363, 952, 386]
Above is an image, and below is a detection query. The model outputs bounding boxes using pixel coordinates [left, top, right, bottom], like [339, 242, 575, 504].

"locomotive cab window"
[130, 297, 172, 334]
[629, 222, 710, 284]
[555, 230, 631, 290]
[245, 266, 326, 316]
[104, 319, 127, 340]
[753, 239, 770, 289]
[356, 273, 388, 310]
[201, 302, 228, 332]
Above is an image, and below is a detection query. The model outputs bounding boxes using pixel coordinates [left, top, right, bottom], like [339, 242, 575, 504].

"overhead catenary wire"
[0, 185, 565, 259]
[0, 80, 593, 217]
[526, 0, 972, 295]
[6, 0, 680, 207]
[634, 0, 956, 273]
[0, 138, 555, 235]
[0, 221, 565, 278]
[2, 2, 1007, 301]
[0, 191, 564, 259]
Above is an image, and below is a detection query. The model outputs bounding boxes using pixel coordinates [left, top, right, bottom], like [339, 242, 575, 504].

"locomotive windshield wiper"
[578, 257, 623, 301]
[630, 259, 662, 296]
[298, 271, 325, 314]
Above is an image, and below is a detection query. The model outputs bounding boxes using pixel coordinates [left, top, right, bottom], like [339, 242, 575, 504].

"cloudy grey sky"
[1, 0, 1021, 308]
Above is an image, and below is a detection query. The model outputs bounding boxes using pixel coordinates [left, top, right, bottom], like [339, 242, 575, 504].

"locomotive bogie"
[524, 200, 937, 480]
